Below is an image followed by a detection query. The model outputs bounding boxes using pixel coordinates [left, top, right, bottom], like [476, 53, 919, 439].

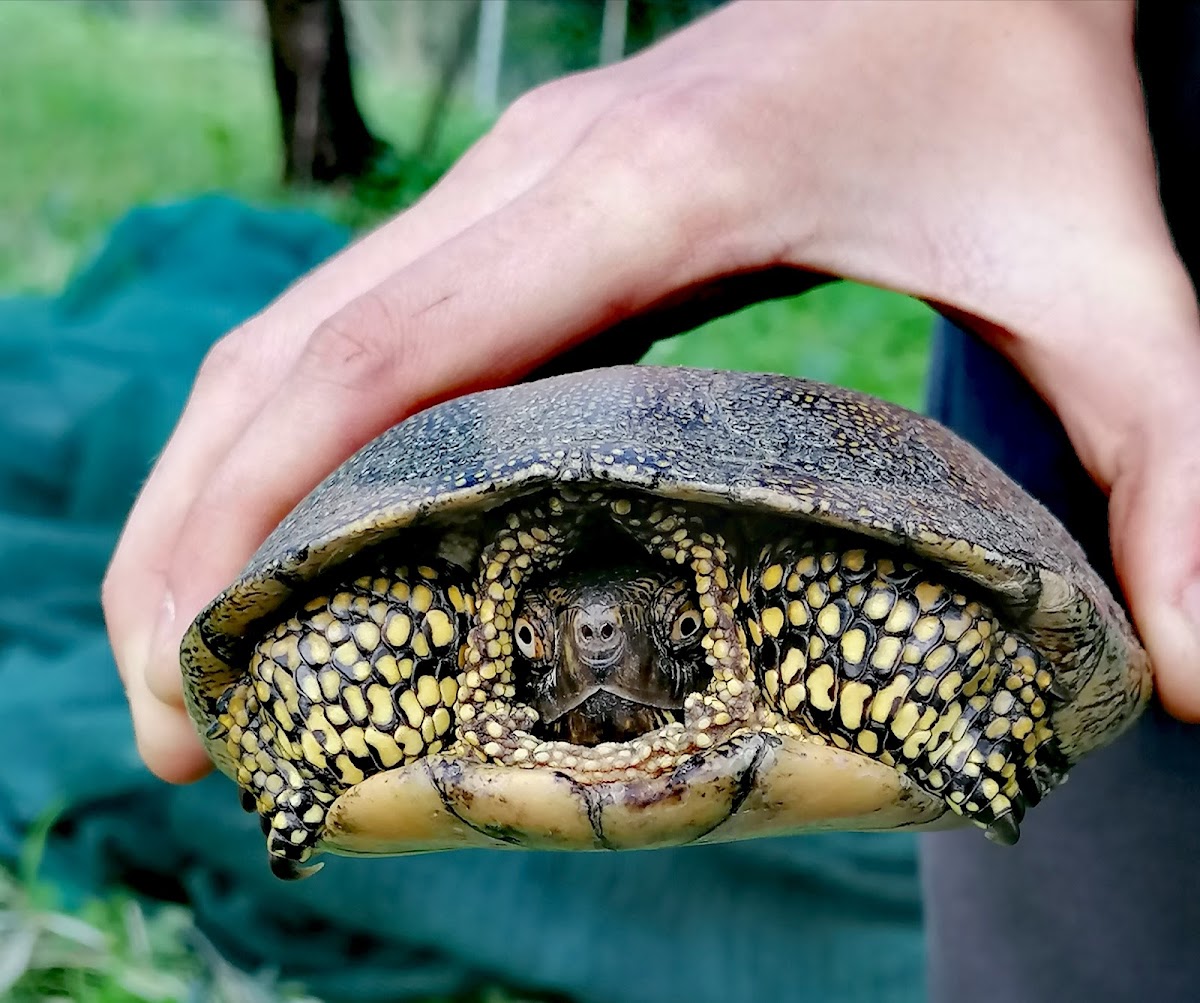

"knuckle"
[496, 76, 591, 139]
[195, 329, 251, 386]
[595, 78, 744, 175]
[582, 77, 764, 264]
[193, 324, 292, 406]
[301, 293, 402, 395]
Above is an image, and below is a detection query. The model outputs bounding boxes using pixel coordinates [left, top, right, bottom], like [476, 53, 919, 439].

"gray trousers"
[922, 326, 1200, 1002]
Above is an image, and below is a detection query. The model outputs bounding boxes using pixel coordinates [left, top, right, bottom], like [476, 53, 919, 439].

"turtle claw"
[1016, 767, 1045, 809]
[984, 812, 1021, 846]
[1048, 677, 1076, 703]
[269, 855, 324, 881]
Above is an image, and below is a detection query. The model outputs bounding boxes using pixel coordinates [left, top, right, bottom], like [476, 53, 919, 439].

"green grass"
[0, 0, 934, 408]
[1, 1, 934, 999]
[644, 282, 933, 409]
[0, 813, 322, 1003]
[0, 866, 314, 1003]
[1, 1, 275, 293]
[0, 0, 490, 293]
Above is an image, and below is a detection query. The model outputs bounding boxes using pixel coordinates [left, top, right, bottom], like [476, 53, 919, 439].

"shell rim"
[181, 368, 1150, 841]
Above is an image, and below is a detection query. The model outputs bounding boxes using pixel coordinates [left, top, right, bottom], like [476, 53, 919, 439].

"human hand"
[103, 0, 1200, 782]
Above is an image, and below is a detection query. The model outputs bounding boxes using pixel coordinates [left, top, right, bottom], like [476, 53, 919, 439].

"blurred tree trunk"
[599, 0, 628, 64]
[263, 0, 382, 185]
[416, 0, 480, 161]
[473, 0, 507, 113]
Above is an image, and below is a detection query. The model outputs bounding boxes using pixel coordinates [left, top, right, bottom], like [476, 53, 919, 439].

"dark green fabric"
[0, 196, 924, 1003]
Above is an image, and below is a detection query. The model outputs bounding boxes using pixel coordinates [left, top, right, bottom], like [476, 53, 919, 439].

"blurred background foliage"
[0, 0, 934, 407]
[1, 0, 933, 999]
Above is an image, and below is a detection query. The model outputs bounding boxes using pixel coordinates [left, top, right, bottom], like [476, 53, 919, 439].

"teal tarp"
[0, 196, 923, 1002]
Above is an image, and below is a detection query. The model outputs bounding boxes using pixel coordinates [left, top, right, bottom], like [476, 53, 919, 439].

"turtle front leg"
[216, 559, 472, 878]
[744, 538, 1069, 842]
[454, 495, 585, 757]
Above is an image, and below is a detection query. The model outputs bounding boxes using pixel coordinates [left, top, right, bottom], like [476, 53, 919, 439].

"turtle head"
[514, 568, 711, 745]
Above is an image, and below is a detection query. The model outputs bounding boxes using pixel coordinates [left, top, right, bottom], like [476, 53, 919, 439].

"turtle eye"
[670, 608, 703, 645]
[514, 617, 545, 661]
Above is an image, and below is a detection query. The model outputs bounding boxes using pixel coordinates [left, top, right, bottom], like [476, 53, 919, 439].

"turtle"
[181, 366, 1151, 879]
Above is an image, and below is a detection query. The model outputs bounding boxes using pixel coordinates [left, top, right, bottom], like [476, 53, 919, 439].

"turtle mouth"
[535, 691, 682, 746]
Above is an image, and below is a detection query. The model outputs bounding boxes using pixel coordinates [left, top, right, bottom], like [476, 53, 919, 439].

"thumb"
[975, 248, 1200, 722]
[1109, 397, 1200, 721]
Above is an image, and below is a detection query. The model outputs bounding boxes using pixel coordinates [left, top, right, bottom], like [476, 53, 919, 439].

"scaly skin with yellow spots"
[212, 560, 470, 878]
[744, 538, 1065, 842]
[182, 367, 1151, 877]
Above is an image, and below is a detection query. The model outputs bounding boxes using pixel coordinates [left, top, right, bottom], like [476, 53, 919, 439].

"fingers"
[141, 144, 764, 717]
[115, 71, 773, 778]
[102, 73, 627, 780]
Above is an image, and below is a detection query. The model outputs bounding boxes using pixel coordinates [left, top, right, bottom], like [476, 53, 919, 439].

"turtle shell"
[183, 366, 1150, 863]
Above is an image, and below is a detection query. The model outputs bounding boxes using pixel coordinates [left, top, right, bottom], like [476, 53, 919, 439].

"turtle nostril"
[574, 608, 622, 655]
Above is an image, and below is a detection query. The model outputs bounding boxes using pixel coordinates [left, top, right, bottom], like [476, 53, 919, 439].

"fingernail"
[159, 589, 176, 633]
[1183, 579, 1200, 634]
[145, 589, 183, 705]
